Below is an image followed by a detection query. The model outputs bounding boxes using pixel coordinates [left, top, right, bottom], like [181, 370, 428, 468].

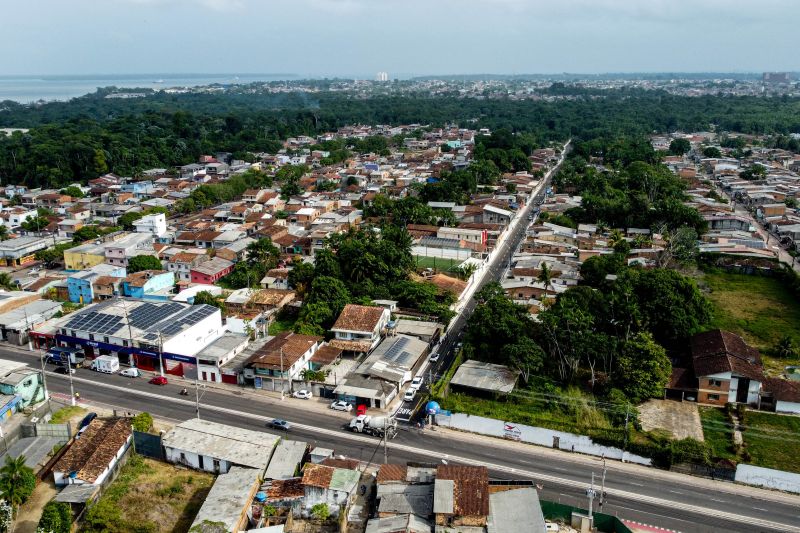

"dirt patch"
[15, 480, 58, 533]
[639, 399, 704, 441]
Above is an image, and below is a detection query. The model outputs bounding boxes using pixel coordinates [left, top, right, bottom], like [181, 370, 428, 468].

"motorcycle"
[179, 388, 188, 396]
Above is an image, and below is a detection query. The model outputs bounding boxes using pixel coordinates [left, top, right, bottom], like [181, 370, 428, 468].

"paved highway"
[6, 346, 798, 533]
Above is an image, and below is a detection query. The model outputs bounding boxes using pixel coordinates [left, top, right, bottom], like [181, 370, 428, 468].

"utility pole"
[158, 332, 165, 377]
[195, 376, 201, 419]
[599, 456, 607, 510]
[23, 308, 33, 351]
[623, 403, 630, 454]
[587, 472, 596, 519]
[39, 349, 52, 409]
[122, 300, 137, 369]
[383, 428, 388, 465]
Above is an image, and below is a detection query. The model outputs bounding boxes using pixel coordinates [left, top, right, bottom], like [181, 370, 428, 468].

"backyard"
[699, 270, 800, 374]
[81, 454, 214, 533]
[698, 406, 736, 461]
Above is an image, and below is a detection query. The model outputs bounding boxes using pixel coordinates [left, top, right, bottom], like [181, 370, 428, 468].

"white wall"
[735, 464, 800, 494]
[776, 401, 800, 415]
[164, 447, 231, 474]
[437, 412, 652, 466]
[163, 310, 223, 356]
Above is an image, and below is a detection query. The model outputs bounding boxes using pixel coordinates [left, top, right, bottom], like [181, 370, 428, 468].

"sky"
[1, 0, 798, 76]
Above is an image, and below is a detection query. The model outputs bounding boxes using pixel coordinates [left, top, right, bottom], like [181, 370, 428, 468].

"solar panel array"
[155, 305, 217, 337]
[128, 302, 185, 330]
[64, 311, 123, 335]
[384, 336, 413, 365]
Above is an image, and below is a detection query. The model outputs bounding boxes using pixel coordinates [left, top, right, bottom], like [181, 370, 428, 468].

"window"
[213, 459, 220, 473]
[709, 379, 723, 387]
[89, 334, 94, 341]
[708, 394, 720, 401]
[71, 330, 76, 337]
[104, 337, 109, 344]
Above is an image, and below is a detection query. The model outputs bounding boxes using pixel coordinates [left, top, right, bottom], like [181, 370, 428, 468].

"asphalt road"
[6, 349, 800, 528]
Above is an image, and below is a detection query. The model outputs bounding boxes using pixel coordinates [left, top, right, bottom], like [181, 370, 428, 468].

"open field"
[81, 454, 213, 533]
[742, 411, 800, 473]
[699, 271, 800, 374]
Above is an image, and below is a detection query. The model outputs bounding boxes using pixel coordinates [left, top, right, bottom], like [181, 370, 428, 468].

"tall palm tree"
[537, 263, 554, 300]
[0, 455, 34, 523]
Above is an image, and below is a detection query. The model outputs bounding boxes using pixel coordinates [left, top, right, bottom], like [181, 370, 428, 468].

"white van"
[120, 368, 140, 378]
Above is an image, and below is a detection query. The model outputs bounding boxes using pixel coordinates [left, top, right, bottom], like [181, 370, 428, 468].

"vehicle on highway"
[429, 352, 440, 363]
[403, 388, 417, 402]
[330, 400, 353, 412]
[120, 368, 140, 378]
[348, 414, 397, 437]
[90, 355, 119, 374]
[54, 366, 75, 375]
[410, 377, 423, 390]
[269, 418, 291, 431]
[46, 346, 85, 367]
[292, 389, 312, 399]
[149, 376, 168, 386]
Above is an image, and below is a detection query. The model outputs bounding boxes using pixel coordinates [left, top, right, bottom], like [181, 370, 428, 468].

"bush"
[131, 412, 153, 433]
[670, 438, 712, 466]
[37, 501, 72, 533]
[310, 503, 330, 521]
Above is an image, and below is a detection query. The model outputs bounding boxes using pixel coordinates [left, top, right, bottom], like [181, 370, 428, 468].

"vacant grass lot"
[49, 405, 87, 427]
[742, 411, 800, 473]
[698, 407, 736, 461]
[269, 312, 298, 336]
[701, 271, 800, 374]
[81, 454, 214, 533]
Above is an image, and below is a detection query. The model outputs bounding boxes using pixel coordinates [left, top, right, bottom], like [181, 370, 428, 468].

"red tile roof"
[331, 304, 386, 333]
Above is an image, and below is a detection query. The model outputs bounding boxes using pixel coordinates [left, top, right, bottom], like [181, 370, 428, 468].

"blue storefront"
[55, 334, 196, 372]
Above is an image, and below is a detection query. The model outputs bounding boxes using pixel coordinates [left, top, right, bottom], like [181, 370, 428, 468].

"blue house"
[120, 180, 155, 198]
[0, 359, 46, 409]
[121, 270, 175, 300]
[67, 264, 127, 304]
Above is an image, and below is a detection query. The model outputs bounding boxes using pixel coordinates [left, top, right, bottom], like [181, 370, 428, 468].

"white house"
[162, 418, 279, 474]
[298, 463, 360, 519]
[133, 213, 167, 237]
[52, 418, 132, 486]
[329, 304, 391, 353]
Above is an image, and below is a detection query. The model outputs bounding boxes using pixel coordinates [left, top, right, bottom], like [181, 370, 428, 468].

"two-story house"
[243, 331, 322, 389]
[121, 270, 175, 300]
[329, 304, 391, 354]
[190, 257, 234, 284]
[67, 264, 127, 304]
[167, 252, 209, 283]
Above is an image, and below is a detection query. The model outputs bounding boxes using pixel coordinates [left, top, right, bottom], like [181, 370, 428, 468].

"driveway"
[639, 399, 704, 441]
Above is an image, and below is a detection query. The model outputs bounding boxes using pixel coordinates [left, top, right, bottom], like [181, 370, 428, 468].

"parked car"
[330, 400, 353, 412]
[292, 389, 312, 399]
[120, 368, 140, 378]
[269, 419, 291, 431]
[54, 366, 75, 375]
[403, 388, 416, 402]
[410, 377, 424, 390]
[148, 376, 168, 386]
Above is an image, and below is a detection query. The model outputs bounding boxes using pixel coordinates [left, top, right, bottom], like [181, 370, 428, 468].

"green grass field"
[698, 407, 736, 461]
[700, 271, 800, 374]
[742, 411, 800, 473]
[413, 255, 460, 272]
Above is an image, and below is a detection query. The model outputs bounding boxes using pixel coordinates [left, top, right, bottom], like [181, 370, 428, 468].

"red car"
[149, 376, 168, 386]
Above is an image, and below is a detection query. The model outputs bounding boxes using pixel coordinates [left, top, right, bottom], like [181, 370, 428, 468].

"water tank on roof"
[426, 401, 440, 415]
[254, 492, 266, 503]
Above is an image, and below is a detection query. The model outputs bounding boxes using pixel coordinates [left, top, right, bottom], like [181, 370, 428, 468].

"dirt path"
[14, 480, 57, 533]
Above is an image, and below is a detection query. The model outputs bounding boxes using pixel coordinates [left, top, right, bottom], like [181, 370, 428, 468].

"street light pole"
[195, 375, 201, 419]
[39, 349, 52, 409]
[158, 332, 165, 377]
[279, 346, 285, 400]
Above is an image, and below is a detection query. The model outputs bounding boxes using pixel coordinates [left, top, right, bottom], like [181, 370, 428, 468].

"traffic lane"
[42, 372, 800, 532]
[396, 427, 800, 530]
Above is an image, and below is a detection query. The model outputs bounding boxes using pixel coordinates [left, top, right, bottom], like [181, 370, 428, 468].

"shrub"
[670, 438, 712, 466]
[131, 412, 153, 433]
[37, 501, 72, 533]
[311, 503, 330, 521]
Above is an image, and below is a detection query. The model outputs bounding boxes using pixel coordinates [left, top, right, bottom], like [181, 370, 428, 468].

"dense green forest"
[3, 89, 800, 187]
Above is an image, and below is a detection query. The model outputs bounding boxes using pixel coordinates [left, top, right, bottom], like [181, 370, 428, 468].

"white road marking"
[50, 374, 800, 533]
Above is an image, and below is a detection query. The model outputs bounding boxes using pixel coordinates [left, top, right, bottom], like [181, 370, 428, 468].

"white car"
[403, 389, 416, 402]
[293, 389, 312, 400]
[330, 400, 353, 412]
[410, 377, 424, 390]
[429, 352, 440, 363]
[120, 368, 140, 378]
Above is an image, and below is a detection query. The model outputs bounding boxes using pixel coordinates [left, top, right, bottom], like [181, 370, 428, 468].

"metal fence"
[132, 430, 164, 461]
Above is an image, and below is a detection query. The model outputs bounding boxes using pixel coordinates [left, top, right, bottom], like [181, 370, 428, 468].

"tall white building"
[376, 71, 389, 82]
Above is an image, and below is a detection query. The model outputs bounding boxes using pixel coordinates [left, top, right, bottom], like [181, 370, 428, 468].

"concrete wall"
[164, 446, 232, 474]
[735, 464, 800, 494]
[775, 400, 800, 415]
[437, 412, 652, 466]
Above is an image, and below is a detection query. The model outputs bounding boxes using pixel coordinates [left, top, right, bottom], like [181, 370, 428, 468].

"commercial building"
[50, 298, 223, 370]
[0, 236, 51, 266]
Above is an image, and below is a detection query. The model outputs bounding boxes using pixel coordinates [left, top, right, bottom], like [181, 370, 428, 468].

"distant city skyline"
[1, 0, 798, 76]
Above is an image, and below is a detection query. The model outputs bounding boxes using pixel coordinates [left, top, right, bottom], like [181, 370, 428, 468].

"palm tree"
[0, 273, 15, 291]
[608, 228, 625, 247]
[537, 263, 554, 300]
[776, 335, 797, 359]
[0, 455, 35, 523]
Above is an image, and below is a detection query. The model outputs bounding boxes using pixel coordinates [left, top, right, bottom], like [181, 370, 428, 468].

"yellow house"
[64, 242, 106, 271]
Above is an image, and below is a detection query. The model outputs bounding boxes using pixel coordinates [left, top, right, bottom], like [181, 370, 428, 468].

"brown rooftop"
[321, 457, 361, 470]
[266, 477, 304, 500]
[53, 418, 131, 483]
[301, 463, 334, 489]
[311, 344, 342, 365]
[377, 464, 408, 484]
[331, 304, 386, 333]
[437, 465, 489, 517]
[245, 331, 322, 371]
